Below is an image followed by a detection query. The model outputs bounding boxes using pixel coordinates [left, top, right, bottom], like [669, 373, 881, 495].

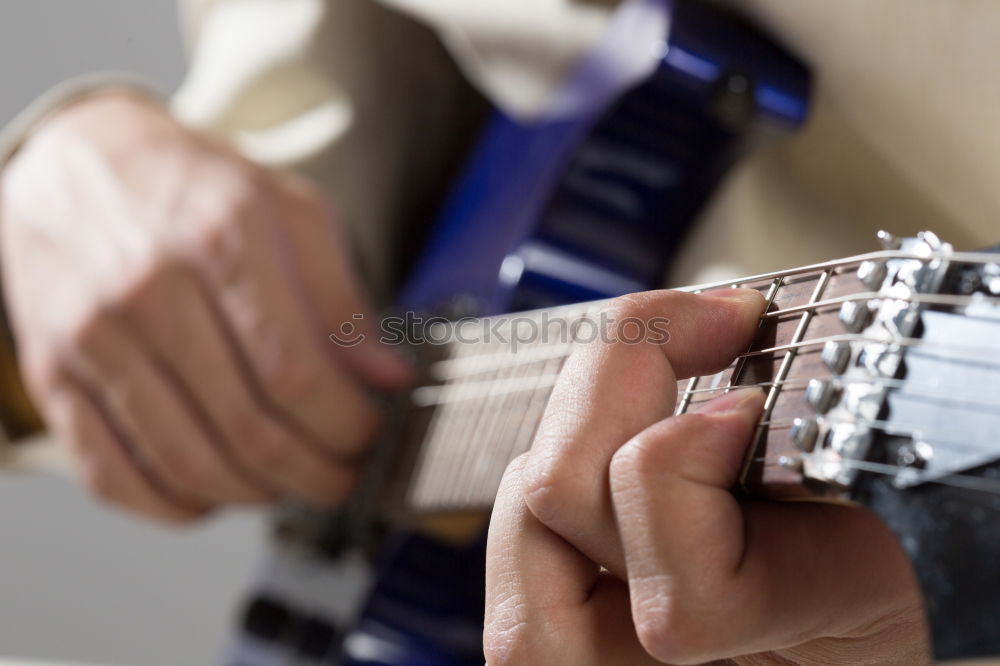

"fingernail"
[696, 387, 766, 415]
[705, 288, 765, 306]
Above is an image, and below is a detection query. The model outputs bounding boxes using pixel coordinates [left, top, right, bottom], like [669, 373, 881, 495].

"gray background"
[0, 2, 266, 665]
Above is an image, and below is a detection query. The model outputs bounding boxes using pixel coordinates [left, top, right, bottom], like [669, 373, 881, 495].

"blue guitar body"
[236, 2, 810, 664]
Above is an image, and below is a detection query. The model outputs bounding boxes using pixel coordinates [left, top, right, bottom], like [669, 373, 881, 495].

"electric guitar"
[386, 229, 1000, 663]
[228, 2, 825, 664]
[230, 3, 819, 665]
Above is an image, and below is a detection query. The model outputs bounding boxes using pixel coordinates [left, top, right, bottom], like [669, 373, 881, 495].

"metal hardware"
[777, 455, 804, 473]
[857, 260, 888, 291]
[805, 378, 840, 413]
[897, 440, 933, 469]
[877, 230, 900, 250]
[791, 417, 819, 452]
[838, 300, 872, 333]
[821, 339, 851, 374]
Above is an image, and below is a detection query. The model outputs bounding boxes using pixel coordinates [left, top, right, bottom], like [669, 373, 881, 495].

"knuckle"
[181, 173, 261, 268]
[212, 172, 264, 229]
[520, 441, 577, 527]
[189, 214, 245, 269]
[632, 598, 691, 664]
[634, 607, 676, 663]
[631, 590, 708, 665]
[482, 630, 532, 666]
[610, 414, 713, 487]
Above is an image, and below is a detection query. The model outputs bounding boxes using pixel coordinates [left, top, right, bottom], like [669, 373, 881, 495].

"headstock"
[740, 231, 1000, 660]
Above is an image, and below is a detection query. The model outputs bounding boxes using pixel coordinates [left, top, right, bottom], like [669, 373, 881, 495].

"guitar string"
[411, 373, 1000, 410]
[408, 373, 1000, 506]
[404, 248, 1000, 506]
[423, 244, 1000, 382]
[426, 303, 1000, 382]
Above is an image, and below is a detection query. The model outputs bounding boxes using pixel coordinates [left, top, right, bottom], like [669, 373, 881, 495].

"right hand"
[0, 91, 411, 523]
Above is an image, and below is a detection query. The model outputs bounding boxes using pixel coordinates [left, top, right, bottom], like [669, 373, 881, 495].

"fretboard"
[383, 251, 890, 515]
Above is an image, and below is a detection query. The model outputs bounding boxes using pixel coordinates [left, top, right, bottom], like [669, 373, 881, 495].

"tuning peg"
[839, 300, 872, 333]
[791, 417, 819, 452]
[805, 378, 841, 413]
[821, 339, 851, 374]
[857, 260, 888, 291]
[877, 230, 900, 250]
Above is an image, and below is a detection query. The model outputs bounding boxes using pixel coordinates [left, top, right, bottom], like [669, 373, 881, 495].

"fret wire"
[741, 270, 831, 484]
[727, 277, 783, 393]
[674, 289, 706, 416]
[675, 377, 700, 416]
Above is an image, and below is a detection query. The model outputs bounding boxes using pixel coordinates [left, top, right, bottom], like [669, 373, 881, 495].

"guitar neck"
[381, 251, 905, 516]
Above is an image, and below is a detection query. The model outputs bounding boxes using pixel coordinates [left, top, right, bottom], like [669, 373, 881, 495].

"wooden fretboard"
[382, 252, 886, 515]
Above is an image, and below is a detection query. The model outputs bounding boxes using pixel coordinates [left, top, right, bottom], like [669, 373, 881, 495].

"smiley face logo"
[329, 313, 366, 347]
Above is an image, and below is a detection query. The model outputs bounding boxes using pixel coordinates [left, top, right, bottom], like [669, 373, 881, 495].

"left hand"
[484, 289, 930, 665]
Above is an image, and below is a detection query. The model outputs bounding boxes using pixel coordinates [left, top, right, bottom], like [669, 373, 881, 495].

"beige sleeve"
[379, 0, 619, 117]
[171, 0, 487, 303]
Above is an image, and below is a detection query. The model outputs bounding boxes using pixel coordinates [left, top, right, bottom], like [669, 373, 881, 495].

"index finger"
[521, 288, 766, 574]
